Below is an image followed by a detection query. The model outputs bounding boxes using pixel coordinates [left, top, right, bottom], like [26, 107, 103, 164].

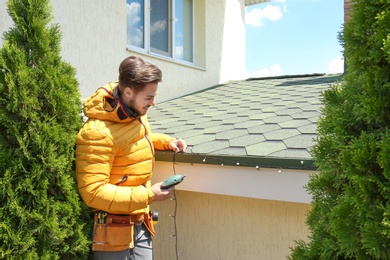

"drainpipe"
[343, 0, 352, 75]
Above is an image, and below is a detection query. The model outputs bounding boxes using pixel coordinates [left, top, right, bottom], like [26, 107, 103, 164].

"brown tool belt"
[94, 211, 145, 225]
[92, 211, 145, 252]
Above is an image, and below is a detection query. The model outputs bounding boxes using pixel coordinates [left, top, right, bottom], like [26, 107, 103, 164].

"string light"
[170, 153, 180, 260]
[185, 146, 310, 170]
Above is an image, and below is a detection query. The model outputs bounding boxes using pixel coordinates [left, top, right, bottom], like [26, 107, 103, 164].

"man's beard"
[128, 96, 148, 116]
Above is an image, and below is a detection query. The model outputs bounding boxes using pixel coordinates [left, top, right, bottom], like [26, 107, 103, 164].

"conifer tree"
[0, 0, 91, 258]
[290, 0, 390, 259]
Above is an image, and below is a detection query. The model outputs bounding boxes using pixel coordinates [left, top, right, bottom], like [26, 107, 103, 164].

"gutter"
[155, 150, 316, 171]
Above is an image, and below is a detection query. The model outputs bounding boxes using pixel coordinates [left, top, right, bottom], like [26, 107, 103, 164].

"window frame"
[126, 0, 194, 65]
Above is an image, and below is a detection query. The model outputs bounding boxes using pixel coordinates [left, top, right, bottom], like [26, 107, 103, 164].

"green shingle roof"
[148, 73, 342, 170]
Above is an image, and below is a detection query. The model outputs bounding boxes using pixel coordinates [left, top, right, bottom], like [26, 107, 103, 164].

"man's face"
[123, 82, 158, 116]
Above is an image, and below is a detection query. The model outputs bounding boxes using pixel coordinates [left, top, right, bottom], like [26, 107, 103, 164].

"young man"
[76, 56, 187, 260]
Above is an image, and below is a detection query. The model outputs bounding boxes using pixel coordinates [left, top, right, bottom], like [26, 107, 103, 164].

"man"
[76, 56, 187, 260]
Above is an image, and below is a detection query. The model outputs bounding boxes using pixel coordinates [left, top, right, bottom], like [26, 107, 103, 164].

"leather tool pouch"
[92, 212, 134, 252]
[144, 212, 156, 236]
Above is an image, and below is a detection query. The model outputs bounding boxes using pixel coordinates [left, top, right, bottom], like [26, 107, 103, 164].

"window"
[126, 0, 193, 63]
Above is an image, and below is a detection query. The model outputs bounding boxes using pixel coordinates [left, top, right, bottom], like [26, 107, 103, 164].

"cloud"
[245, 5, 284, 27]
[327, 56, 344, 74]
[247, 64, 284, 78]
[150, 20, 167, 35]
[175, 45, 183, 59]
[127, 2, 141, 25]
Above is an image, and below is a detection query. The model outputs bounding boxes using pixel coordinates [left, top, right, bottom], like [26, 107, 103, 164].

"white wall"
[0, 0, 126, 100]
[0, 0, 249, 102]
[220, 0, 247, 82]
[153, 161, 313, 204]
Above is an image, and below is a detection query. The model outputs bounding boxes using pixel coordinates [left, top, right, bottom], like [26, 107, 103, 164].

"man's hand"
[151, 182, 174, 201]
[169, 139, 187, 153]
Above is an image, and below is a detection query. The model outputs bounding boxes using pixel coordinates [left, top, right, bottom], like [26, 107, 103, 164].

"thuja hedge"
[290, 0, 390, 259]
[0, 0, 91, 259]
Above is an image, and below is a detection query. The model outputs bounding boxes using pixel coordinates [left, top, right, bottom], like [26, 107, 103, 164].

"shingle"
[263, 115, 293, 124]
[246, 141, 287, 156]
[290, 111, 319, 119]
[278, 119, 311, 128]
[216, 129, 249, 140]
[190, 140, 230, 153]
[234, 120, 264, 129]
[163, 122, 194, 129]
[264, 129, 300, 141]
[148, 74, 342, 161]
[173, 129, 204, 139]
[275, 108, 302, 116]
[283, 134, 316, 149]
[229, 134, 265, 147]
[249, 112, 276, 120]
[186, 134, 215, 146]
[204, 124, 235, 134]
[302, 104, 323, 111]
[210, 147, 247, 156]
[308, 116, 320, 123]
[270, 149, 312, 159]
[222, 116, 250, 124]
[261, 106, 287, 113]
[247, 123, 280, 134]
[297, 124, 317, 134]
[194, 120, 223, 129]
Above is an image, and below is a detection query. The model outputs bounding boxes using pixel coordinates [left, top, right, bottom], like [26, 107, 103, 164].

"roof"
[245, 0, 271, 6]
[148, 73, 343, 170]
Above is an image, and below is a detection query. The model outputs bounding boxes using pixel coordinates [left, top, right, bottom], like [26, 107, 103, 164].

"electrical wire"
[172, 152, 179, 260]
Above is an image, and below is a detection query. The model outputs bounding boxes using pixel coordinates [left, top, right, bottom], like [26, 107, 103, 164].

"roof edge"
[245, 0, 271, 7]
[246, 73, 326, 81]
[155, 151, 316, 171]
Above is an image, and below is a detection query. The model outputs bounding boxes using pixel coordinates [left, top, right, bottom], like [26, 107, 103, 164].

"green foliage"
[289, 0, 390, 259]
[0, 0, 91, 258]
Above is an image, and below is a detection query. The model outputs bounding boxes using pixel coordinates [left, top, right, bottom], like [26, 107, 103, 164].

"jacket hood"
[83, 81, 139, 123]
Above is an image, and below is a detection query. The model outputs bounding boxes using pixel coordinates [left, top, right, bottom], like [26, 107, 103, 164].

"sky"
[245, 0, 344, 78]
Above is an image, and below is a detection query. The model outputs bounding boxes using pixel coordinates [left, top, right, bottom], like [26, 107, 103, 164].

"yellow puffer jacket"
[76, 82, 174, 215]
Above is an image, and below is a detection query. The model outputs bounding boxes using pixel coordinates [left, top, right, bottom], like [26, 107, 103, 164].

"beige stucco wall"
[150, 161, 312, 259]
[0, 0, 247, 102]
[151, 190, 310, 260]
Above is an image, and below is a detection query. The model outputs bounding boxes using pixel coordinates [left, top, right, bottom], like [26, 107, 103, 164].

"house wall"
[151, 191, 311, 260]
[0, 0, 248, 102]
[150, 161, 312, 259]
[152, 161, 312, 204]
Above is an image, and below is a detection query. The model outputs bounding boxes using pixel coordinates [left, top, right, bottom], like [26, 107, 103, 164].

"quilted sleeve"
[142, 115, 175, 150]
[150, 132, 175, 150]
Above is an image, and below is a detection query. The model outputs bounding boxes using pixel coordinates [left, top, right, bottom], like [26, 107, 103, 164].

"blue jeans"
[93, 223, 153, 260]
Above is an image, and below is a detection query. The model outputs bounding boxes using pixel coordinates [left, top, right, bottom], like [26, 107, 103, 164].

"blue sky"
[245, 0, 344, 77]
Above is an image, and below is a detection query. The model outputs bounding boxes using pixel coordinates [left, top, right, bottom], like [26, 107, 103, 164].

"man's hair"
[118, 56, 162, 93]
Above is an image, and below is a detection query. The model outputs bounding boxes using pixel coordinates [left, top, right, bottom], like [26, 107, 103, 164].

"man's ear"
[124, 87, 134, 99]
